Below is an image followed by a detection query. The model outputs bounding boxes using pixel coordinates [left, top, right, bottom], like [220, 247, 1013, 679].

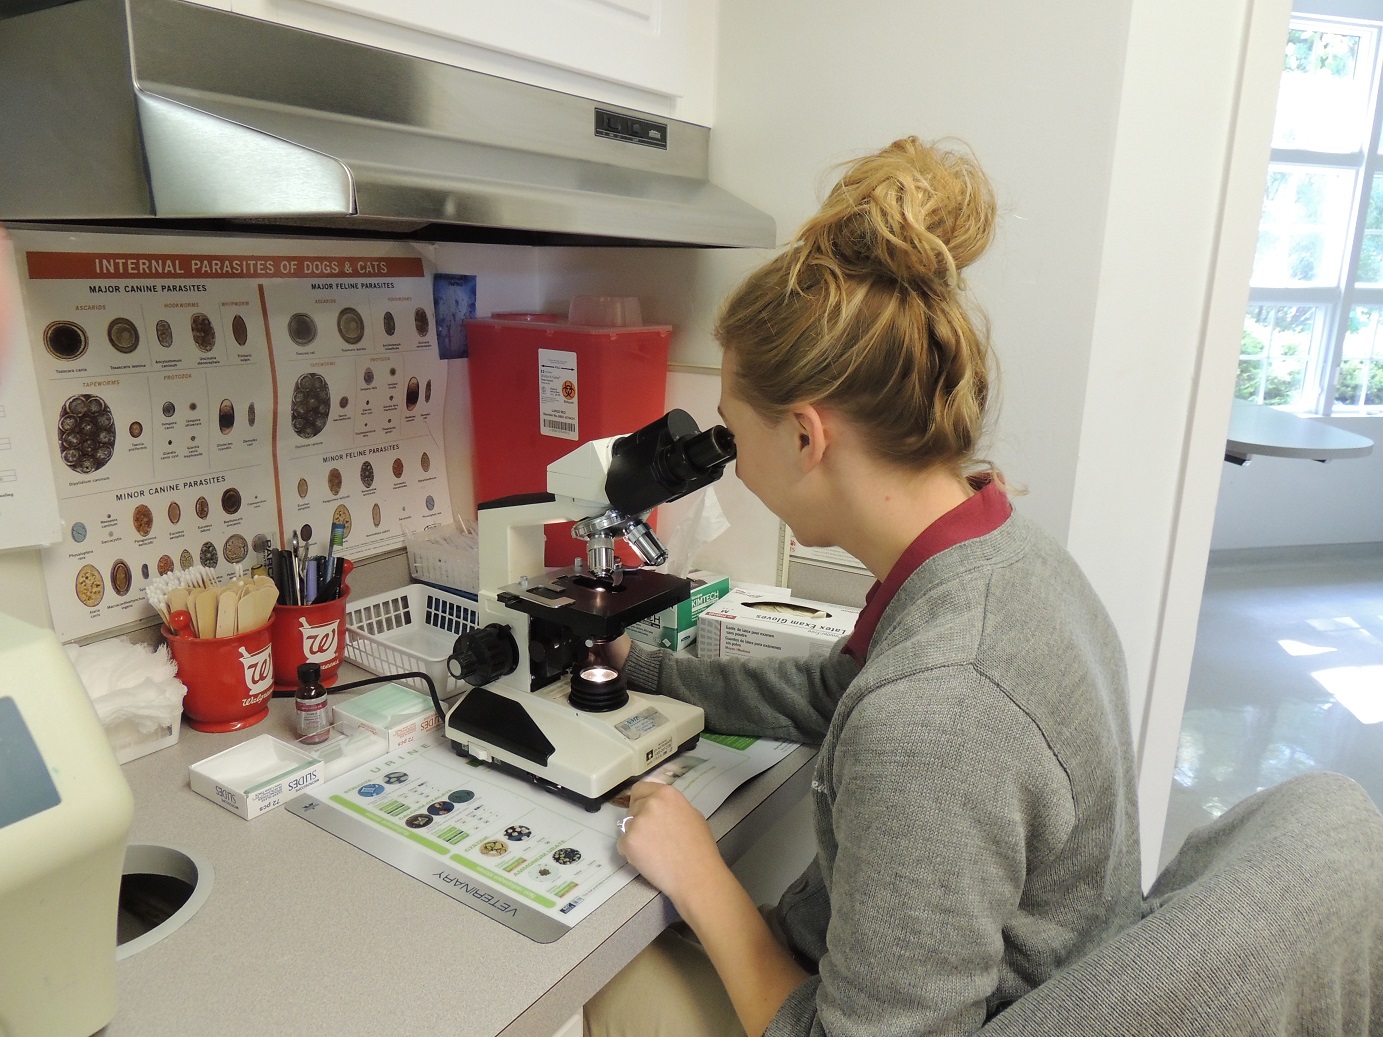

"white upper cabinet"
[210, 0, 716, 125]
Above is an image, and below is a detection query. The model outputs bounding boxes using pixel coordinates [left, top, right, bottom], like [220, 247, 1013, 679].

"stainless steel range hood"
[0, 0, 775, 248]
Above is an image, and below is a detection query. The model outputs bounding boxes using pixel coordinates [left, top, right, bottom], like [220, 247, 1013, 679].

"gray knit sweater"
[624, 511, 1143, 1036]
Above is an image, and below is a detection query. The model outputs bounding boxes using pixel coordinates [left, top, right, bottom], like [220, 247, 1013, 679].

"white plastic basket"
[405, 523, 478, 597]
[344, 585, 478, 696]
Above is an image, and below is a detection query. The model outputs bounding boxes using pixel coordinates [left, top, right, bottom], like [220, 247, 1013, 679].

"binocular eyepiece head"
[603, 409, 736, 518]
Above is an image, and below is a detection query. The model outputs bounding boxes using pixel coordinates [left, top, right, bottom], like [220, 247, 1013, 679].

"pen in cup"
[305, 556, 321, 604]
[269, 522, 349, 606]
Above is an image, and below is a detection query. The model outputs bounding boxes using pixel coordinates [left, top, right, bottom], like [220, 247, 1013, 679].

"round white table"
[1225, 400, 1375, 464]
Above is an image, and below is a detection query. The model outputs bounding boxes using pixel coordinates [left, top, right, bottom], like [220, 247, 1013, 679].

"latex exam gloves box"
[189, 734, 323, 819]
[696, 588, 860, 661]
[627, 570, 730, 652]
[331, 682, 441, 751]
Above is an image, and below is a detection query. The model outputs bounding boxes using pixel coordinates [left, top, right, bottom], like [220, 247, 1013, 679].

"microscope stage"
[497, 567, 690, 642]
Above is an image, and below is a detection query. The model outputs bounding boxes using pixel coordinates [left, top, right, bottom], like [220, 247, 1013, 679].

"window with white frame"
[1243, 2, 1383, 414]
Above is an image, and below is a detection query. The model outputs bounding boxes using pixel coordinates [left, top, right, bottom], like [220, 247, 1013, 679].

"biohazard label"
[538, 349, 578, 441]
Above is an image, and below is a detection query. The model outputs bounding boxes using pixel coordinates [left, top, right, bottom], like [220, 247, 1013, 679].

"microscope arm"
[475, 493, 610, 593]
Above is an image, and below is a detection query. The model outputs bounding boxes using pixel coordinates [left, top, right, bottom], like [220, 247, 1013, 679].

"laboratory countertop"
[104, 674, 816, 1037]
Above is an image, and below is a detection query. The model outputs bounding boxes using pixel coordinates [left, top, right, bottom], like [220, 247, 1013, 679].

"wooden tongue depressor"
[216, 589, 238, 638]
[238, 585, 278, 633]
[237, 593, 255, 635]
[195, 588, 219, 639]
[168, 586, 190, 617]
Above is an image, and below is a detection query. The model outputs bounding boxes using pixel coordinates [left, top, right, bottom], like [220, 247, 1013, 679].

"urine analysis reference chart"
[287, 730, 798, 942]
[7, 229, 451, 640]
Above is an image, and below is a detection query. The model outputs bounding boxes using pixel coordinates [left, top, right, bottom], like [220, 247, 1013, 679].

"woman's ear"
[791, 404, 828, 471]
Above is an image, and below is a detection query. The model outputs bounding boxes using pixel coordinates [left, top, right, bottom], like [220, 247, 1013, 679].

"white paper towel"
[661, 487, 731, 578]
[65, 638, 184, 733]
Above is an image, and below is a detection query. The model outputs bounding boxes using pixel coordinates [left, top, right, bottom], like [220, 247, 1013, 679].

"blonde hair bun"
[715, 136, 997, 473]
[793, 137, 996, 299]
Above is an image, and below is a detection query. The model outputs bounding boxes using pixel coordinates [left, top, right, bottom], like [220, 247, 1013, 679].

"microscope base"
[443, 683, 705, 810]
[450, 731, 702, 812]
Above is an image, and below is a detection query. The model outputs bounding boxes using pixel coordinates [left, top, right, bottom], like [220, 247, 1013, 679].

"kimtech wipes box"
[697, 588, 860, 660]
[627, 570, 730, 651]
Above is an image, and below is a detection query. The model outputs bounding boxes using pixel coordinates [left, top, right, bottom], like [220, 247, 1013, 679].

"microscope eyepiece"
[604, 409, 737, 516]
[683, 425, 736, 474]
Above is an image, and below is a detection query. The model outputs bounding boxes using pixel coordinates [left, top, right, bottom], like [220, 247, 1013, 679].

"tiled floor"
[1158, 544, 1383, 870]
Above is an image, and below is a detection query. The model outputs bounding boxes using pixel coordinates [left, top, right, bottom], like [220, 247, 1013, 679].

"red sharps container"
[465, 316, 670, 566]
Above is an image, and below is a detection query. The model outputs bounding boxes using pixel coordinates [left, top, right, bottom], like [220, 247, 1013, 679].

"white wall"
[1071, 1, 1259, 716]
[538, 0, 1138, 617]
[1211, 415, 1383, 549]
[710, 1, 1137, 549]
[1068, 0, 1292, 883]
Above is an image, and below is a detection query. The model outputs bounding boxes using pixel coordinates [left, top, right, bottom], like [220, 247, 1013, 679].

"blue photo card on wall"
[432, 273, 477, 359]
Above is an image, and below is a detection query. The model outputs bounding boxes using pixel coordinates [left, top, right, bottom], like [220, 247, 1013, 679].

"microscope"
[444, 410, 735, 810]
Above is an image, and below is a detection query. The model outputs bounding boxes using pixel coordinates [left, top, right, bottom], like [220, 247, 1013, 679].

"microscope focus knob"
[448, 624, 519, 685]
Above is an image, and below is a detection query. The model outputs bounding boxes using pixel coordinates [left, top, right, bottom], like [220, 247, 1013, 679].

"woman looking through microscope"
[587, 137, 1142, 1037]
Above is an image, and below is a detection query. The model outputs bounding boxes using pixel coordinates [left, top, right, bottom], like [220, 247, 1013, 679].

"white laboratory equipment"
[0, 611, 133, 1036]
[443, 410, 734, 809]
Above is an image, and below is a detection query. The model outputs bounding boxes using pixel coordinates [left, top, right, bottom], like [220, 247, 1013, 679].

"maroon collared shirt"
[842, 476, 1011, 663]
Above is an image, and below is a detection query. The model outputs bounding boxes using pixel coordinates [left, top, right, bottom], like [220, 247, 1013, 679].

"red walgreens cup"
[165, 622, 275, 732]
[269, 585, 351, 692]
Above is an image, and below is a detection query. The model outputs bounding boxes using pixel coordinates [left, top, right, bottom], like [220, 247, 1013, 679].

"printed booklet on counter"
[287, 730, 799, 942]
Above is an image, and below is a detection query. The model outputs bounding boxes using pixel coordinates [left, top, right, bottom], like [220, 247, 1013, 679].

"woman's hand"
[618, 780, 808, 1037]
[616, 780, 728, 913]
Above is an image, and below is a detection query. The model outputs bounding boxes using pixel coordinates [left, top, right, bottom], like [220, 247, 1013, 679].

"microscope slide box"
[627, 570, 730, 651]
[188, 735, 323, 820]
[331, 683, 440, 751]
[696, 588, 860, 662]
